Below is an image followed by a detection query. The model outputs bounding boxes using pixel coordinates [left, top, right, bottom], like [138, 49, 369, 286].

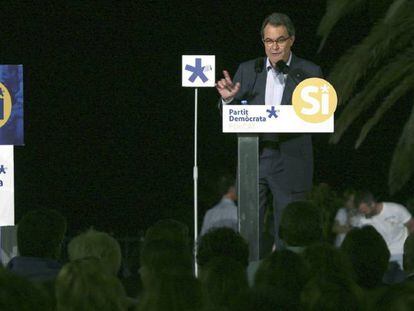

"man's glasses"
[262, 36, 291, 47]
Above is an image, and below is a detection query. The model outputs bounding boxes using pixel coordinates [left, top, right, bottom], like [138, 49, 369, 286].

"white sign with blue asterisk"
[222, 105, 333, 133]
[0, 145, 14, 226]
[182, 55, 215, 87]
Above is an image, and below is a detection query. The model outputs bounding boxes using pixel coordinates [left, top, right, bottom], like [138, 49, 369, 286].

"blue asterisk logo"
[185, 58, 208, 83]
[266, 106, 278, 118]
[0, 165, 6, 174]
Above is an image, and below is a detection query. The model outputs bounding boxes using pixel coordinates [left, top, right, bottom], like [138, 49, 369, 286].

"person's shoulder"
[291, 54, 321, 73]
[383, 202, 405, 210]
[335, 207, 347, 218]
[383, 202, 410, 215]
[238, 57, 265, 71]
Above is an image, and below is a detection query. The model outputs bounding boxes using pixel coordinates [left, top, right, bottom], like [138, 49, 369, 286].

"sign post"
[182, 55, 215, 276]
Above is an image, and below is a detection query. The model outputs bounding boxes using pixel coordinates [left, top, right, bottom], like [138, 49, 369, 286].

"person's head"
[197, 227, 249, 270]
[354, 190, 378, 218]
[55, 257, 128, 311]
[138, 272, 202, 311]
[67, 229, 122, 276]
[341, 226, 390, 289]
[370, 282, 414, 311]
[139, 241, 202, 311]
[217, 175, 237, 201]
[279, 201, 323, 247]
[254, 250, 310, 310]
[343, 189, 356, 210]
[302, 242, 355, 281]
[144, 218, 190, 247]
[403, 234, 414, 272]
[235, 285, 282, 311]
[199, 257, 248, 310]
[0, 266, 53, 311]
[301, 275, 365, 311]
[17, 209, 67, 259]
[140, 239, 193, 289]
[261, 13, 295, 66]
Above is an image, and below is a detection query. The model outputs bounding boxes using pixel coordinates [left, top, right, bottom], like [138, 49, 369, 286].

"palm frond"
[328, 1, 414, 104]
[317, 0, 366, 52]
[355, 72, 414, 148]
[384, 0, 407, 21]
[388, 101, 414, 194]
[330, 45, 414, 143]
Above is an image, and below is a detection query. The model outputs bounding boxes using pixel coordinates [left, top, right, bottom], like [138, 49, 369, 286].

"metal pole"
[193, 88, 198, 277]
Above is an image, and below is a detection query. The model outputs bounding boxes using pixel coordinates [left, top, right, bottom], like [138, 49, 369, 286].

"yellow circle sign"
[0, 83, 12, 128]
[292, 78, 337, 123]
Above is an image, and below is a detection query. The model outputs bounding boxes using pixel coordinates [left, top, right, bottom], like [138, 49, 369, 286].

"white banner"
[222, 105, 333, 133]
[0, 146, 14, 226]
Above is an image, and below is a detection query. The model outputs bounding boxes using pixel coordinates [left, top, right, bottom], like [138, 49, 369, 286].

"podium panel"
[237, 134, 259, 261]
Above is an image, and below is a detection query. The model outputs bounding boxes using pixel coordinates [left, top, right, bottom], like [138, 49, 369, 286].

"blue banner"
[0, 65, 23, 145]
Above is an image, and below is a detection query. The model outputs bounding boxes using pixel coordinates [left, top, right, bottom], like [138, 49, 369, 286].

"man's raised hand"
[215, 70, 240, 101]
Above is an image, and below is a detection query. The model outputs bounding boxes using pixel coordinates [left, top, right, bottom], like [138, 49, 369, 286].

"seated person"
[67, 228, 122, 276]
[7, 209, 66, 283]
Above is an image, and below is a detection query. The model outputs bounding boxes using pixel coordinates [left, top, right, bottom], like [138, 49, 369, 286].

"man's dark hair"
[341, 226, 390, 289]
[279, 201, 322, 247]
[140, 239, 193, 276]
[301, 275, 365, 311]
[217, 175, 235, 196]
[144, 219, 190, 247]
[197, 227, 249, 268]
[302, 242, 356, 281]
[17, 209, 67, 259]
[261, 12, 295, 39]
[254, 250, 310, 310]
[354, 190, 376, 207]
[371, 282, 414, 310]
[200, 257, 248, 310]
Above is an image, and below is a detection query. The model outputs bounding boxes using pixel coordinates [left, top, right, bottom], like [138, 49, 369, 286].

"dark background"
[1, 1, 412, 237]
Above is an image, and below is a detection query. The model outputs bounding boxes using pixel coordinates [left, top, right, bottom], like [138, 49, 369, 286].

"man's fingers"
[232, 82, 241, 94]
[216, 80, 226, 90]
[223, 70, 233, 85]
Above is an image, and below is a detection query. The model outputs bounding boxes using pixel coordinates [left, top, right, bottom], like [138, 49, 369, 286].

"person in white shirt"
[355, 191, 414, 267]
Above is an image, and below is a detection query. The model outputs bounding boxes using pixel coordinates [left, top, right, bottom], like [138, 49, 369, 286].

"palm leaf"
[317, 0, 366, 52]
[389, 101, 414, 194]
[330, 45, 414, 143]
[355, 71, 414, 148]
[328, 3, 414, 105]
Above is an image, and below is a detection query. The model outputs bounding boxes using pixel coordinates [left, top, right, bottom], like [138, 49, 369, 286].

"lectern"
[223, 104, 334, 262]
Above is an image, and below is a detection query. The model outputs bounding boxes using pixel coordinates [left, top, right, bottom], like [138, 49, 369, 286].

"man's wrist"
[221, 97, 234, 104]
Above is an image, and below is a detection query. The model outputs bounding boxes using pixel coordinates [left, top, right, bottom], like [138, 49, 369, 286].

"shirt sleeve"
[334, 208, 347, 225]
[396, 203, 412, 224]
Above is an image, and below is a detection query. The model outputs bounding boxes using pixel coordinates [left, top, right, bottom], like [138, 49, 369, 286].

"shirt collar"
[266, 52, 292, 72]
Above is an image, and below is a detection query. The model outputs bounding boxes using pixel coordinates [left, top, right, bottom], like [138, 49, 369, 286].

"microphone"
[276, 60, 310, 85]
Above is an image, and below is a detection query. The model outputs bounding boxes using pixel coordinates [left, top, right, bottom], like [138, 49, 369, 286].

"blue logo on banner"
[0, 165, 6, 174]
[0, 65, 24, 145]
[185, 58, 208, 83]
[266, 106, 278, 118]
